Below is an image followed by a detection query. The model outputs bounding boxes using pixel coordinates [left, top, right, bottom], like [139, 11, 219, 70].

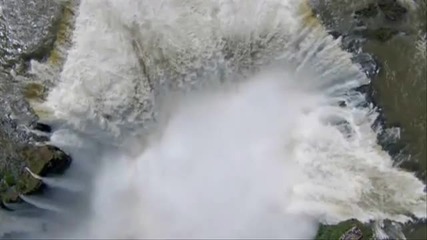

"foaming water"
[79, 75, 320, 239]
[2, 0, 426, 238]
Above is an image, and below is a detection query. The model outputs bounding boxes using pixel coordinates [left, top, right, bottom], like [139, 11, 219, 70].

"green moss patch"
[23, 82, 46, 101]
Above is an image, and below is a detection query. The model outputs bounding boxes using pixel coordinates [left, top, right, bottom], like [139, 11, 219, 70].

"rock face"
[0, 72, 72, 204]
[0, 0, 74, 205]
[0, 0, 63, 67]
[0, 144, 72, 204]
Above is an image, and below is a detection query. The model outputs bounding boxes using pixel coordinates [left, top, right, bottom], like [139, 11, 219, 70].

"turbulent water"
[1, 0, 426, 238]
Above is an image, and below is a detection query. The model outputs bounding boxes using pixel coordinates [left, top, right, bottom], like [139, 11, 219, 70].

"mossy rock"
[23, 82, 46, 101]
[0, 145, 72, 203]
[3, 173, 16, 186]
[316, 219, 374, 240]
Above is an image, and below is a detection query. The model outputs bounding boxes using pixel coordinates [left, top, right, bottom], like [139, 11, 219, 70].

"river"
[0, 0, 426, 239]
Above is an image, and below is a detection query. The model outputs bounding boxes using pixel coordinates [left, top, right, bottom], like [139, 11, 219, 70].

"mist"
[67, 72, 319, 238]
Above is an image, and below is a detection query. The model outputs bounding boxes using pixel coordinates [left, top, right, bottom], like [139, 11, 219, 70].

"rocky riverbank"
[0, 0, 77, 207]
[312, 0, 426, 239]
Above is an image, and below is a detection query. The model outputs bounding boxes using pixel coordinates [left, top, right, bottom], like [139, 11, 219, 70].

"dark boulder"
[0, 145, 72, 204]
[20, 145, 72, 181]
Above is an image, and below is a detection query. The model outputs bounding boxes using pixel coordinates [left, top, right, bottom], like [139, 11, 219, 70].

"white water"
[3, 0, 426, 238]
[25, 167, 84, 192]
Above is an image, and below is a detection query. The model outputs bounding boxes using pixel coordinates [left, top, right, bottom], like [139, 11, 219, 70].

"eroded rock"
[0, 0, 77, 207]
[0, 0, 63, 67]
[0, 145, 72, 203]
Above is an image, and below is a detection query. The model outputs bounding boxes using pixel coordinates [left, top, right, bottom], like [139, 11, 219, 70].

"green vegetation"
[23, 82, 46, 101]
[3, 173, 16, 186]
[315, 219, 374, 240]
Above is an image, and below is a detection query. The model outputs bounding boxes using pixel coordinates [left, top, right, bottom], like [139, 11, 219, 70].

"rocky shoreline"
[313, 0, 426, 239]
[0, 0, 77, 208]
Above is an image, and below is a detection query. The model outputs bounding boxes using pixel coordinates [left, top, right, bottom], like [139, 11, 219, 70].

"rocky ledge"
[0, 0, 75, 208]
[0, 145, 71, 205]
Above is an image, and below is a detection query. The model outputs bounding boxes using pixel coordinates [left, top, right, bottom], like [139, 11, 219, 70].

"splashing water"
[2, 0, 426, 238]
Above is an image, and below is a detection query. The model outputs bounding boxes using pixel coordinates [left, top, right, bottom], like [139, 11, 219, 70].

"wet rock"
[328, 30, 342, 40]
[341, 34, 366, 53]
[21, 145, 72, 180]
[352, 53, 380, 79]
[29, 134, 50, 144]
[0, 0, 76, 208]
[0, 0, 63, 67]
[377, 127, 404, 152]
[0, 145, 72, 203]
[378, 0, 408, 21]
[33, 122, 52, 133]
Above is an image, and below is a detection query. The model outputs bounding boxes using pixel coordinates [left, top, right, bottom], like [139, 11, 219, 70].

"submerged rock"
[359, 27, 400, 42]
[378, 0, 408, 21]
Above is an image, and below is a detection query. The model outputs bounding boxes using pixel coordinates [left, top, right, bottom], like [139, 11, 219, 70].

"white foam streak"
[19, 195, 64, 214]
[25, 168, 84, 192]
